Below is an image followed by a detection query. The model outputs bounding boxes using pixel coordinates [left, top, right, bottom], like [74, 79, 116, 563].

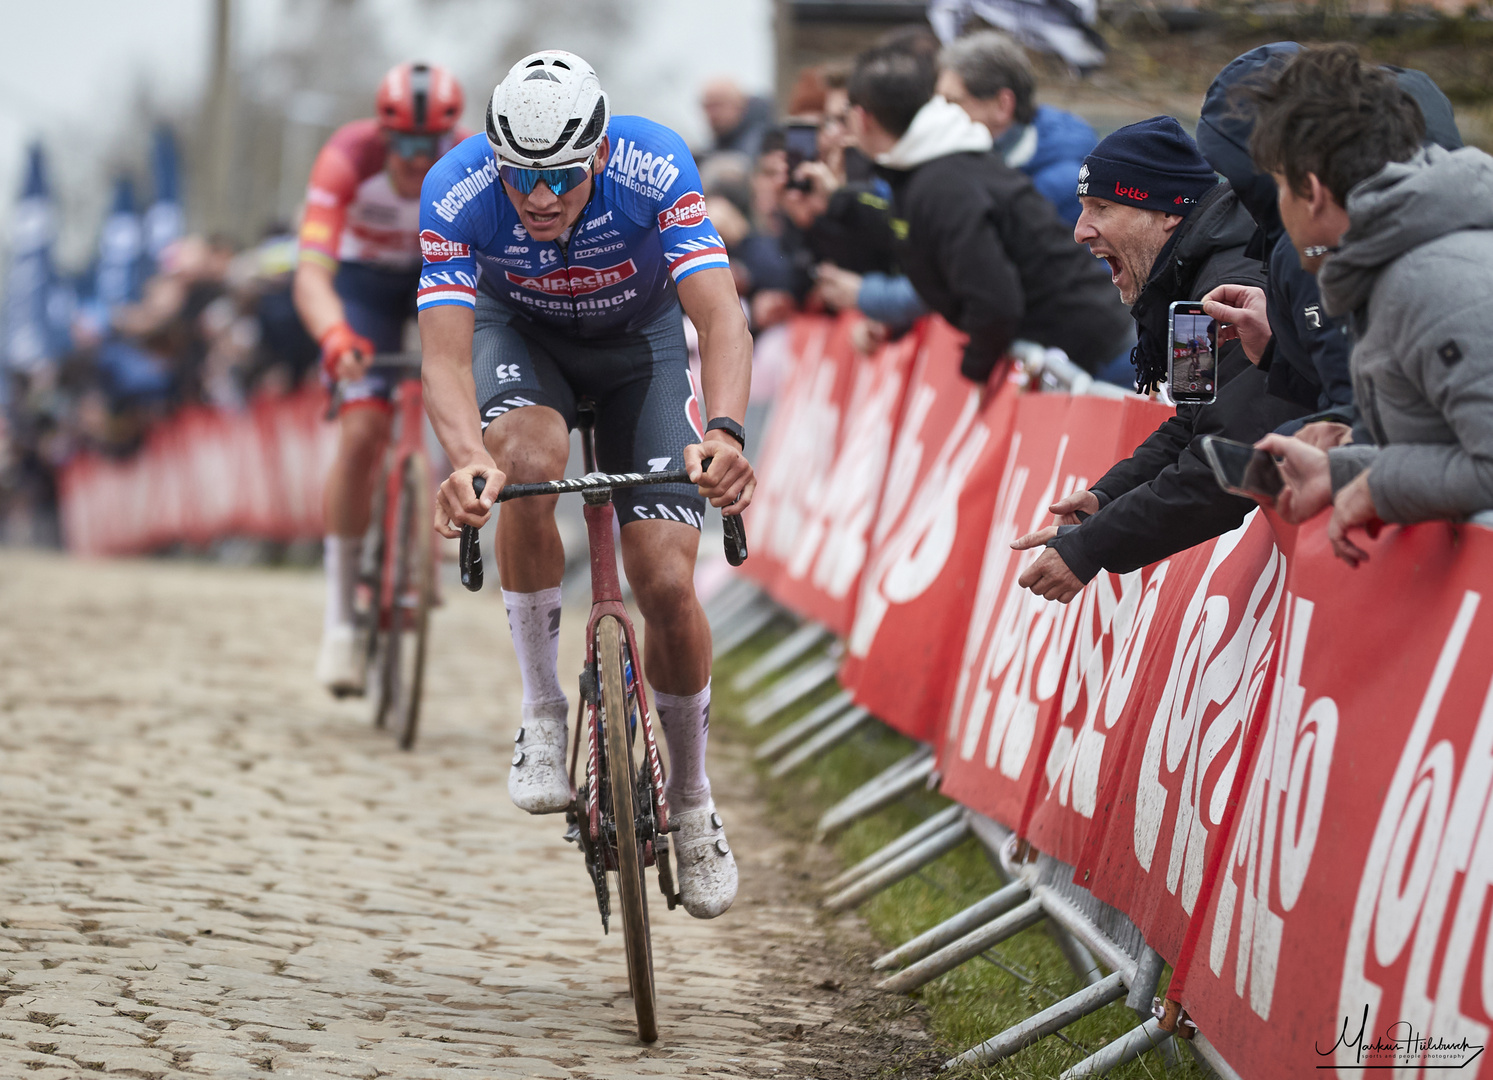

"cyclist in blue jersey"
[418, 52, 755, 920]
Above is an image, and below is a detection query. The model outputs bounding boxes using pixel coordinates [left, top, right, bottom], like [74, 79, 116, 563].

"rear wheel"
[372, 453, 433, 749]
[598, 616, 657, 1043]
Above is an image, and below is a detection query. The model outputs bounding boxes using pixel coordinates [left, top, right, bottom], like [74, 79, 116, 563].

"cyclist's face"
[501, 139, 610, 242]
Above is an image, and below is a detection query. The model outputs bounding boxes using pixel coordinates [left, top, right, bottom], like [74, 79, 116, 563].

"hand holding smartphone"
[1200, 435, 1283, 502]
[1168, 300, 1219, 405]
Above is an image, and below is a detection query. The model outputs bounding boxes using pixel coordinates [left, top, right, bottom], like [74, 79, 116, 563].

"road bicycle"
[457, 403, 747, 1043]
[330, 352, 435, 750]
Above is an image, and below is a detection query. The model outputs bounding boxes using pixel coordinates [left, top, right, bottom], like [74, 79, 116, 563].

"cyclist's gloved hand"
[319, 322, 377, 382]
[686, 435, 755, 516]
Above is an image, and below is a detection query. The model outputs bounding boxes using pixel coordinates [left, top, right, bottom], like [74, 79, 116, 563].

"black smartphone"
[783, 122, 819, 192]
[1168, 300, 1219, 405]
[1200, 435, 1283, 501]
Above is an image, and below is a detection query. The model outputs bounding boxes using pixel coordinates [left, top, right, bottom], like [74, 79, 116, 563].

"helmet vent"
[524, 69, 560, 83]
[574, 96, 606, 150]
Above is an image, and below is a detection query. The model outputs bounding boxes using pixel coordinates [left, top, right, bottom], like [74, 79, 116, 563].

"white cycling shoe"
[315, 622, 365, 696]
[508, 702, 572, 814]
[670, 799, 738, 919]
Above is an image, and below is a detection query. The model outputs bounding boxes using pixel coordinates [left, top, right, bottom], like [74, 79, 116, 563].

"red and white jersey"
[298, 118, 467, 271]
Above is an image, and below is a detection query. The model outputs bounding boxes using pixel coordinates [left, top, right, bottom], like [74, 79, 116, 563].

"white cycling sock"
[323, 535, 362, 633]
[655, 681, 712, 812]
[503, 587, 566, 706]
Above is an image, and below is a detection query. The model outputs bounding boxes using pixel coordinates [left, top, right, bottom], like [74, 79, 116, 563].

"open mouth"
[1098, 253, 1122, 285]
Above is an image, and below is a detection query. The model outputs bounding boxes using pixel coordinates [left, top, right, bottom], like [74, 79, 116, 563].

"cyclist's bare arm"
[291, 259, 346, 342]
[419, 304, 504, 538]
[676, 266, 755, 514]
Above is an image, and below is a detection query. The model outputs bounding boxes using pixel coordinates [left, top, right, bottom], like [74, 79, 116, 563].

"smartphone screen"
[1200, 435, 1283, 500]
[1168, 301, 1219, 405]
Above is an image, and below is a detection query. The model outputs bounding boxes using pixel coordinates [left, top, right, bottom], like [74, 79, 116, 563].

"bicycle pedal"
[562, 819, 581, 844]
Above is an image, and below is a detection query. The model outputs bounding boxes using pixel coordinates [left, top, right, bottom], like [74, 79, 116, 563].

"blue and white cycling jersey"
[415, 116, 729, 336]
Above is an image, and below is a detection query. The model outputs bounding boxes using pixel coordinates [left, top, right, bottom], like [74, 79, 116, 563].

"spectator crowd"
[4, 26, 1490, 561]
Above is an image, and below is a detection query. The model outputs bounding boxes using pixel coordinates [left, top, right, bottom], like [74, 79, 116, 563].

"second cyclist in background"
[295, 62, 468, 693]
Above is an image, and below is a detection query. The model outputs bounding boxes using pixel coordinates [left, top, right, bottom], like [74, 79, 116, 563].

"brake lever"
[700, 456, 748, 567]
[459, 475, 485, 592]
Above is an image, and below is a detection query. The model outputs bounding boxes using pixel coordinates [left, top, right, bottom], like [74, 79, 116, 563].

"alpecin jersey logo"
[657, 191, 708, 232]
[504, 258, 639, 296]
[419, 229, 468, 262]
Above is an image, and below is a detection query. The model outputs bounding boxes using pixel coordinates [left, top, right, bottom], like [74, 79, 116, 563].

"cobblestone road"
[0, 552, 922, 1079]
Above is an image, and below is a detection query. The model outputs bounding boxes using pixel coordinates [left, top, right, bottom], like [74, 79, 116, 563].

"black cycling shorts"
[471, 290, 707, 530]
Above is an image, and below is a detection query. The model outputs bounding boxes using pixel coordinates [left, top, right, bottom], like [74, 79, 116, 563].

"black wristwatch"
[705, 416, 747, 451]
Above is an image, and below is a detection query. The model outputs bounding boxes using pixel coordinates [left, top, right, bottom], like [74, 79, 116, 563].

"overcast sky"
[0, 0, 774, 268]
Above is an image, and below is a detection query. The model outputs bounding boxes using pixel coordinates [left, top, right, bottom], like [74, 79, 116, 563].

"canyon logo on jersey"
[504, 259, 638, 296]
[658, 192, 708, 232]
[419, 230, 468, 263]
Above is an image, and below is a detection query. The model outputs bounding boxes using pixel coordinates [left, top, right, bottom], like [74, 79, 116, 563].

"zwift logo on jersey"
[419, 229, 468, 262]
[607, 137, 681, 198]
[505, 259, 638, 296]
[430, 158, 499, 223]
[657, 191, 708, 232]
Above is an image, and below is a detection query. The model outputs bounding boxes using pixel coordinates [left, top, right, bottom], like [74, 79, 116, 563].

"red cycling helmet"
[376, 62, 464, 134]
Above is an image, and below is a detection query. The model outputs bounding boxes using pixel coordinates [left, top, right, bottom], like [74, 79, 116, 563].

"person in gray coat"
[1246, 45, 1493, 564]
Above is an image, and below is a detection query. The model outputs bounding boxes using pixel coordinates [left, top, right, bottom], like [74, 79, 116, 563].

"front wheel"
[371, 452, 433, 749]
[598, 616, 657, 1043]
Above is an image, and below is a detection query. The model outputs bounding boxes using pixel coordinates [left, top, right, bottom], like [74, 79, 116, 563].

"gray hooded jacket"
[1320, 145, 1493, 522]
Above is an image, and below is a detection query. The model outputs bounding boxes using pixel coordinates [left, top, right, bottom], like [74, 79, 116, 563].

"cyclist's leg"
[316, 265, 406, 691]
[594, 307, 735, 917]
[472, 295, 577, 812]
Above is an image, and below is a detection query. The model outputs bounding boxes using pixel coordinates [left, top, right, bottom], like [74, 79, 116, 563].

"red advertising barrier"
[747, 314, 1493, 1073]
[1177, 520, 1493, 1076]
[739, 314, 857, 608]
[838, 318, 1021, 742]
[936, 392, 1172, 837]
[59, 385, 337, 555]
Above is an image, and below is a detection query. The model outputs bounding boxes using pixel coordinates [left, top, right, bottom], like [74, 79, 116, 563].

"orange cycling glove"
[319, 322, 377, 381]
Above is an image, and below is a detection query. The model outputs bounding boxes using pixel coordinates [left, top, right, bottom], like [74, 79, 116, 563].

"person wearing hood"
[937, 30, 1097, 226]
[1013, 116, 1310, 602]
[1195, 42, 1464, 439]
[846, 44, 1131, 382]
[1245, 45, 1493, 563]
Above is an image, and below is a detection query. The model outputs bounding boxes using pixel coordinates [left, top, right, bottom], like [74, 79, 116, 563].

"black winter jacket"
[879, 153, 1132, 380]
[1196, 43, 1355, 420]
[1050, 182, 1310, 582]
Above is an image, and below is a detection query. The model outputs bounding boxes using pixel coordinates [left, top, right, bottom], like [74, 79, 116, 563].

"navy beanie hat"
[1078, 116, 1218, 214]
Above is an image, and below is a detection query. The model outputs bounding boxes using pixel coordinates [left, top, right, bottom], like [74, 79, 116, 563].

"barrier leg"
[823, 816, 971, 911]
[1058, 1017, 1174, 1079]
[1186, 1033, 1243, 1080]
[769, 705, 870, 777]
[1125, 947, 1165, 1017]
[877, 896, 1046, 994]
[815, 745, 935, 839]
[755, 690, 853, 761]
[730, 622, 829, 692]
[943, 971, 1128, 1070]
[712, 598, 781, 660]
[1047, 920, 1104, 987]
[702, 577, 760, 627]
[872, 879, 1031, 971]
[742, 653, 841, 726]
[824, 803, 963, 893]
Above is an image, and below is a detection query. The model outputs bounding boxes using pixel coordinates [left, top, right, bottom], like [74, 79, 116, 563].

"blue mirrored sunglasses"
[390, 132, 442, 159]
[499, 157, 595, 197]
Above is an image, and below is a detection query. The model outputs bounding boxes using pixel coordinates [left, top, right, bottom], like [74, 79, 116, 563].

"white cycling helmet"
[486, 50, 610, 168]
